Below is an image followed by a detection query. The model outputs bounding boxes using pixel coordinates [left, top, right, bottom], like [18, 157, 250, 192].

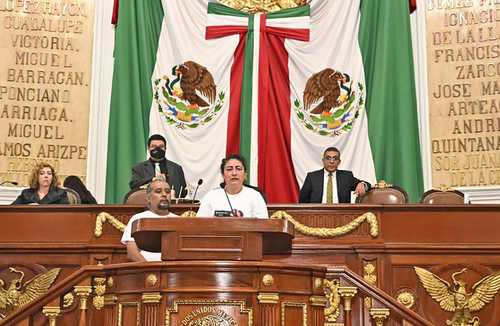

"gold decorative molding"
[314, 277, 323, 289]
[74, 285, 92, 311]
[118, 302, 140, 326]
[415, 267, 500, 326]
[309, 295, 327, 307]
[363, 262, 377, 308]
[62, 292, 74, 309]
[281, 301, 307, 326]
[262, 274, 274, 286]
[374, 180, 392, 188]
[142, 292, 162, 304]
[370, 308, 390, 326]
[104, 294, 117, 306]
[94, 212, 126, 237]
[435, 184, 453, 191]
[0, 267, 60, 319]
[218, 0, 307, 13]
[396, 291, 415, 309]
[42, 306, 61, 326]
[166, 299, 252, 326]
[146, 273, 158, 287]
[258, 292, 280, 304]
[324, 279, 341, 322]
[271, 210, 379, 238]
[92, 277, 106, 310]
[363, 263, 377, 285]
[338, 286, 358, 312]
[180, 210, 197, 217]
[107, 276, 114, 288]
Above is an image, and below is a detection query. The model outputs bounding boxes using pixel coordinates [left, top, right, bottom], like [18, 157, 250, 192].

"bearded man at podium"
[121, 176, 177, 261]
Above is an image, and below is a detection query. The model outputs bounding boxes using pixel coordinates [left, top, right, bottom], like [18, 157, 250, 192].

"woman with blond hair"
[12, 162, 69, 205]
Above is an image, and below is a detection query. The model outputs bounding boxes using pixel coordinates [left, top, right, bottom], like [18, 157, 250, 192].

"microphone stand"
[223, 188, 235, 217]
[189, 179, 203, 215]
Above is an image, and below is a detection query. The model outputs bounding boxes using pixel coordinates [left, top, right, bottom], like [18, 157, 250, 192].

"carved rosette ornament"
[415, 267, 500, 326]
[146, 273, 158, 287]
[395, 290, 415, 309]
[262, 274, 274, 286]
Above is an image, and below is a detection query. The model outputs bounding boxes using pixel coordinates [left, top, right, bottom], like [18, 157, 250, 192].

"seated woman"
[196, 154, 268, 219]
[12, 162, 69, 205]
[63, 175, 98, 204]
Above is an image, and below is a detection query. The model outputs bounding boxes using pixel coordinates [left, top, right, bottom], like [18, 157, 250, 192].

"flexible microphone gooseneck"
[189, 179, 203, 213]
[223, 188, 235, 217]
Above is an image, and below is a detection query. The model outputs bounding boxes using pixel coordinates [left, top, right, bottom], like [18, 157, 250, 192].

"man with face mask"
[129, 134, 187, 198]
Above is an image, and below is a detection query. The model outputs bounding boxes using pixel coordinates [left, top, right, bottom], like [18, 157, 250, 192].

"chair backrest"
[420, 189, 465, 204]
[355, 180, 408, 204]
[63, 187, 81, 204]
[123, 188, 148, 205]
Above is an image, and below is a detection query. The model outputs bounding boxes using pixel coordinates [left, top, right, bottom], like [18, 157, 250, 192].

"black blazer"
[12, 187, 69, 205]
[299, 169, 370, 203]
[129, 159, 187, 197]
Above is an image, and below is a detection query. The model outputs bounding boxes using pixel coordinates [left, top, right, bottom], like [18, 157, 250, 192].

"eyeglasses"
[323, 156, 340, 162]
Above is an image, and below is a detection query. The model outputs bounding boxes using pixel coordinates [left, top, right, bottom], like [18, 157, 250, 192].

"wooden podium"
[131, 217, 294, 260]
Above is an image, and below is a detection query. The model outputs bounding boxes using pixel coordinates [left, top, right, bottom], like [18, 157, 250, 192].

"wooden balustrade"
[1, 204, 500, 324]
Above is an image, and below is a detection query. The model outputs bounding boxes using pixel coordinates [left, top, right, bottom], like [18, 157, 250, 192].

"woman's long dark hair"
[63, 176, 98, 204]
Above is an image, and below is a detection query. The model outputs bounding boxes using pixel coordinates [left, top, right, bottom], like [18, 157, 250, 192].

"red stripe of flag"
[257, 15, 299, 203]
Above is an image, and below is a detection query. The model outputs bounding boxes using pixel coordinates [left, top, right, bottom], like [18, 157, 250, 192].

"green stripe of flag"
[207, 2, 249, 17]
[238, 15, 254, 172]
[359, 0, 424, 202]
[267, 5, 310, 19]
[106, 0, 164, 203]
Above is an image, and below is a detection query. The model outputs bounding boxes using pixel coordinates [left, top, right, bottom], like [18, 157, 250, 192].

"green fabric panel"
[238, 15, 254, 174]
[359, 0, 424, 202]
[267, 5, 310, 19]
[208, 2, 249, 17]
[105, 0, 164, 203]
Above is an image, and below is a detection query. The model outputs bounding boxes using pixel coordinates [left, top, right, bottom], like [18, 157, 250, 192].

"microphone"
[0, 181, 19, 186]
[192, 179, 203, 202]
[189, 179, 203, 214]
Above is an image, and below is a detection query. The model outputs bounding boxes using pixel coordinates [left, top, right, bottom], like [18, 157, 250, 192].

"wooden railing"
[1, 263, 432, 326]
[2, 204, 500, 324]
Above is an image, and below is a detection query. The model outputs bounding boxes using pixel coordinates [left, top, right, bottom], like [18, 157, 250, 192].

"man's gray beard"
[157, 201, 170, 210]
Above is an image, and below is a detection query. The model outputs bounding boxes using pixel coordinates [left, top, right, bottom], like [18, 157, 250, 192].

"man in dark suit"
[129, 134, 187, 198]
[299, 147, 370, 203]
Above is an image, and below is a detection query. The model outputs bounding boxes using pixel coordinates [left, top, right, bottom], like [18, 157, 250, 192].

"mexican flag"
[106, 0, 423, 203]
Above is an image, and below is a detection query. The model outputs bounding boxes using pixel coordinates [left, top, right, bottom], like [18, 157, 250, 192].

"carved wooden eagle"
[415, 267, 500, 326]
[176, 61, 216, 107]
[0, 267, 60, 319]
[303, 68, 350, 114]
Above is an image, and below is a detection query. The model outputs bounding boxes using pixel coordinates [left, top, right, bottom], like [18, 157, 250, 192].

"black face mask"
[150, 147, 165, 160]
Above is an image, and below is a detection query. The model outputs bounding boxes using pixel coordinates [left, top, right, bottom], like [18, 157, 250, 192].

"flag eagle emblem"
[294, 68, 364, 137]
[154, 61, 225, 129]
